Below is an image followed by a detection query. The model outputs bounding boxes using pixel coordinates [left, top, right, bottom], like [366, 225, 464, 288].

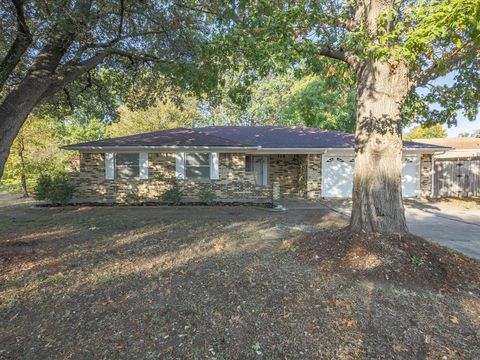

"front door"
[253, 156, 265, 186]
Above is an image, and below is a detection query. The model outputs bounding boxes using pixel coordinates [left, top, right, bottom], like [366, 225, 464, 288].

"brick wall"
[72, 152, 272, 203]
[305, 154, 322, 199]
[420, 153, 433, 197]
[269, 154, 304, 198]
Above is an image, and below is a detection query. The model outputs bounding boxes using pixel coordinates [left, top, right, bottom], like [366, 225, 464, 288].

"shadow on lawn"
[0, 206, 479, 359]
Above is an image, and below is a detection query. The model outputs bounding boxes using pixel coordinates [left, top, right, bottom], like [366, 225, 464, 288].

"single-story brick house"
[64, 126, 448, 203]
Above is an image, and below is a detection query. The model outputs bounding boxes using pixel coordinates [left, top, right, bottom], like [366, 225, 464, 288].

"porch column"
[306, 154, 322, 199]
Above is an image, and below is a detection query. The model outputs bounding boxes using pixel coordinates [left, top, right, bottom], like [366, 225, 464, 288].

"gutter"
[63, 145, 448, 153]
[62, 145, 262, 152]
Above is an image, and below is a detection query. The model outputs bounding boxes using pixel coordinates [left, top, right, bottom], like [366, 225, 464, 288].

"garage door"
[401, 156, 420, 197]
[321, 155, 420, 198]
[322, 156, 355, 197]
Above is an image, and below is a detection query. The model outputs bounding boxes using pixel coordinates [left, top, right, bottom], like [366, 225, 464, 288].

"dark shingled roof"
[64, 126, 450, 150]
[63, 127, 251, 149]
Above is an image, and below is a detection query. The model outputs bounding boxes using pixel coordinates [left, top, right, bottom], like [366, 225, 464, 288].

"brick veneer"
[420, 153, 433, 197]
[306, 154, 322, 199]
[71, 151, 429, 202]
[72, 152, 275, 203]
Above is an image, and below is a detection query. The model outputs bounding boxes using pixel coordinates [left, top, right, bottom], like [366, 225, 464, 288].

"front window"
[115, 153, 139, 179]
[185, 153, 210, 179]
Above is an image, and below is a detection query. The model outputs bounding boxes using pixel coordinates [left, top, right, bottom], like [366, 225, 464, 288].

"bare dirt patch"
[0, 193, 479, 359]
[295, 229, 480, 291]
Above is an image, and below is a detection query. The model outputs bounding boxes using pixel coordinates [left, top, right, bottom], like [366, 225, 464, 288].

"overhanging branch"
[410, 43, 477, 89]
[317, 46, 359, 67]
[42, 48, 178, 99]
[0, 0, 32, 89]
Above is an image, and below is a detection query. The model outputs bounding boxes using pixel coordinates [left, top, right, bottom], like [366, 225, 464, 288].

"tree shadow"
[1, 206, 478, 359]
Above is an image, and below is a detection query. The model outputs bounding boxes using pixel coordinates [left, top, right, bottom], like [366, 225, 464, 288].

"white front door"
[322, 156, 355, 197]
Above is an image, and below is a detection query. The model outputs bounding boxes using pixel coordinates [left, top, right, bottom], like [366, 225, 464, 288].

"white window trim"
[105, 153, 114, 180]
[176, 152, 185, 179]
[139, 152, 149, 180]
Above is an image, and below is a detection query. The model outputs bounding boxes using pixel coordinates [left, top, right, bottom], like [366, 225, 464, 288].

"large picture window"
[185, 153, 210, 179]
[115, 153, 140, 179]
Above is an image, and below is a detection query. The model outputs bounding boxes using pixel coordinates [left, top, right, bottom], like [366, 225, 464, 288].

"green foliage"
[161, 180, 183, 205]
[198, 190, 217, 203]
[34, 174, 75, 204]
[34, 175, 53, 201]
[411, 256, 425, 267]
[404, 124, 447, 140]
[1, 113, 108, 194]
[109, 96, 202, 137]
[1, 1, 219, 120]
[208, 0, 479, 127]
[281, 76, 356, 132]
[202, 71, 356, 132]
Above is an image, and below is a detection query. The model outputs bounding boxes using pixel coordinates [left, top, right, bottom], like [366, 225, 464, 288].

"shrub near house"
[35, 174, 75, 204]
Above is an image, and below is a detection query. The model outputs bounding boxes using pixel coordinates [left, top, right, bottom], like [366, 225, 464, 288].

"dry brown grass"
[0, 194, 479, 359]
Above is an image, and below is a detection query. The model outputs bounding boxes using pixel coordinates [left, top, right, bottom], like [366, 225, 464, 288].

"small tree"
[404, 124, 447, 140]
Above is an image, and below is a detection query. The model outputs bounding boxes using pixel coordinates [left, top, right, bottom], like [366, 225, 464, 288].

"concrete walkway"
[279, 199, 480, 260]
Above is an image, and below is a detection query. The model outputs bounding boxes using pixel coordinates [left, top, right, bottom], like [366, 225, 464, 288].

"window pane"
[186, 166, 210, 179]
[116, 153, 139, 166]
[186, 153, 209, 166]
[245, 155, 253, 172]
[115, 153, 139, 178]
[117, 166, 139, 178]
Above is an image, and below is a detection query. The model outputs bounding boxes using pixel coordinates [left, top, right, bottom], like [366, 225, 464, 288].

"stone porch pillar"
[306, 154, 321, 199]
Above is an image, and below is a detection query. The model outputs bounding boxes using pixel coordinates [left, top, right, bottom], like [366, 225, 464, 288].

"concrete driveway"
[280, 199, 480, 260]
[404, 201, 480, 260]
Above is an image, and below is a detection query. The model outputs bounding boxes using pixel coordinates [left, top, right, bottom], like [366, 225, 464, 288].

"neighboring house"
[414, 138, 480, 197]
[64, 126, 447, 203]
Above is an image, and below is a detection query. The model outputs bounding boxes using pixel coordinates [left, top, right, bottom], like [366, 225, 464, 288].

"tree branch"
[410, 43, 477, 89]
[118, 0, 125, 37]
[42, 48, 177, 99]
[0, 0, 32, 89]
[317, 46, 359, 67]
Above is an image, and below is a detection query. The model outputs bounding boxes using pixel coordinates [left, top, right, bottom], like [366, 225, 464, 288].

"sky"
[445, 113, 479, 137]
[410, 72, 480, 138]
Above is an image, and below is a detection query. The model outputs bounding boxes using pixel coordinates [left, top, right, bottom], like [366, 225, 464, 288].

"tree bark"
[0, 0, 32, 89]
[0, 34, 75, 178]
[350, 60, 410, 234]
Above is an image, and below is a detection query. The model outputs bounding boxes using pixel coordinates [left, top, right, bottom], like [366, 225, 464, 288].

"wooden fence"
[433, 159, 480, 197]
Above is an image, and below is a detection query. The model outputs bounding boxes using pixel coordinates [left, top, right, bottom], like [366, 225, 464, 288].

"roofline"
[63, 145, 447, 153]
[63, 145, 262, 152]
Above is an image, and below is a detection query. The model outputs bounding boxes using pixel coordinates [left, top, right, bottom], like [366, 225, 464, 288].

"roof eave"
[62, 145, 262, 152]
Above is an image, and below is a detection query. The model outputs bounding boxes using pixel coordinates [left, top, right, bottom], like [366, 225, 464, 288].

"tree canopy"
[200, 0, 479, 233]
[0, 0, 220, 176]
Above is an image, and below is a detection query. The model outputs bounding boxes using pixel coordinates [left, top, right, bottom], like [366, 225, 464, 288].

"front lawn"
[0, 194, 479, 359]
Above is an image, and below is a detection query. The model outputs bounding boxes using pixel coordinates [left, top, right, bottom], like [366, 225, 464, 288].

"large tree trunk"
[0, 35, 74, 178]
[350, 60, 410, 234]
[0, 81, 49, 179]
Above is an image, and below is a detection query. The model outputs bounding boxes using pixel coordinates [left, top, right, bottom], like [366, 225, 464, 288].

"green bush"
[34, 174, 75, 204]
[34, 174, 53, 201]
[198, 190, 216, 202]
[161, 180, 183, 205]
